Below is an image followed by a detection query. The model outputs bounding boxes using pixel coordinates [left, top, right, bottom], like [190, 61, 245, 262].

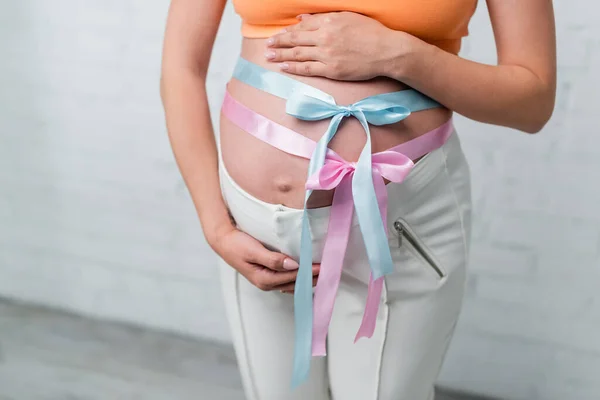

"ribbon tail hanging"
[291, 212, 314, 388]
[312, 176, 354, 356]
[351, 114, 395, 280]
[291, 114, 346, 388]
[354, 171, 389, 341]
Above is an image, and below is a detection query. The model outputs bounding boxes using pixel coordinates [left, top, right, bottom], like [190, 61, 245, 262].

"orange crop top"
[232, 0, 478, 54]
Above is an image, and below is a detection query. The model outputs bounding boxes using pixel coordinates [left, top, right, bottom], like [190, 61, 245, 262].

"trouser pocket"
[391, 217, 447, 279]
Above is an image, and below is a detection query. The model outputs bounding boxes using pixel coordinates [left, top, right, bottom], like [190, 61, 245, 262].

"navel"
[273, 176, 295, 193]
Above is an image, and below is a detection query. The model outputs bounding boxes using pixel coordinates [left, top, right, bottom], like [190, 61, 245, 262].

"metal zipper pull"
[394, 218, 445, 278]
[393, 220, 403, 247]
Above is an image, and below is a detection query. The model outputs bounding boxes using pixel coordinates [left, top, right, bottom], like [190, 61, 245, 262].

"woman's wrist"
[203, 212, 236, 252]
[377, 30, 436, 82]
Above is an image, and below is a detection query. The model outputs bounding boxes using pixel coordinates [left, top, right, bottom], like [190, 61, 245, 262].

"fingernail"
[283, 258, 299, 270]
[264, 50, 275, 60]
[266, 37, 274, 45]
[279, 63, 289, 71]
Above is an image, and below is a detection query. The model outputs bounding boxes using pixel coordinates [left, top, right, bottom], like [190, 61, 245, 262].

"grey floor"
[0, 299, 491, 400]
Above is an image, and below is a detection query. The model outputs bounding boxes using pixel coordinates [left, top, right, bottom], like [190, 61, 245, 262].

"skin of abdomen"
[219, 38, 452, 209]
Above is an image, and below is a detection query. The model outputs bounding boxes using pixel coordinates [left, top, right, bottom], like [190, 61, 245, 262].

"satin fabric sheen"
[228, 58, 446, 387]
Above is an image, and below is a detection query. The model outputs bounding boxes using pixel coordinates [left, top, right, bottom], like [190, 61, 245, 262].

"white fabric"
[217, 129, 472, 400]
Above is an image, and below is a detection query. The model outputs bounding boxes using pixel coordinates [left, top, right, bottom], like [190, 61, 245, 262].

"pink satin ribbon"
[306, 151, 414, 355]
[221, 90, 453, 355]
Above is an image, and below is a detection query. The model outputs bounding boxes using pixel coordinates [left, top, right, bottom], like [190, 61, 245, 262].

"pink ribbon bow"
[306, 150, 414, 356]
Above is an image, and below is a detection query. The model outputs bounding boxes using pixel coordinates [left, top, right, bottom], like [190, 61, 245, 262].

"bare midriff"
[219, 38, 453, 209]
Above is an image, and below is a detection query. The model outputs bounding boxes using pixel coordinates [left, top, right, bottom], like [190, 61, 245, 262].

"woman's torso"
[220, 39, 453, 209]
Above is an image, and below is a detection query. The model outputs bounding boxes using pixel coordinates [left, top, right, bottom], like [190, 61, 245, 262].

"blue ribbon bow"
[287, 91, 412, 124]
[288, 91, 413, 387]
[231, 57, 441, 388]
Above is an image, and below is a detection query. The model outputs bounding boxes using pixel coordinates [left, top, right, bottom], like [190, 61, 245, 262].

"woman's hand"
[264, 12, 419, 81]
[212, 225, 320, 294]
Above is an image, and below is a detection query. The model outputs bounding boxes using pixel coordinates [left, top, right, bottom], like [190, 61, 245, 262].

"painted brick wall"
[0, 0, 238, 340]
[1, 1, 598, 399]
[438, 2, 600, 399]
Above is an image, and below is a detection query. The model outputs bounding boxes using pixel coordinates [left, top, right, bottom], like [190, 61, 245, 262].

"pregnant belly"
[220, 38, 452, 209]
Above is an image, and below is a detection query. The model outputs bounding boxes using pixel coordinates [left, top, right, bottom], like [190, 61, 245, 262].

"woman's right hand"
[212, 226, 320, 293]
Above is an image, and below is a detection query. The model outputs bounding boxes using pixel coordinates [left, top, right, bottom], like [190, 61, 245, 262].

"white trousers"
[217, 129, 472, 400]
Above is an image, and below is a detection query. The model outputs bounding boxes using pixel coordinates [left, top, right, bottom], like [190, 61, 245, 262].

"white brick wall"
[0, 0, 240, 340]
[1, 1, 598, 399]
[437, 3, 600, 399]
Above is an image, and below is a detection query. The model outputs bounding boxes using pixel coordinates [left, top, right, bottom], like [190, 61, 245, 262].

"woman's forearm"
[386, 35, 555, 134]
[160, 69, 233, 247]
[264, 2, 556, 133]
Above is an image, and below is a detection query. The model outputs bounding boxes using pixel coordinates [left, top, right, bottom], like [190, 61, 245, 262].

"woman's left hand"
[264, 12, 418, 81]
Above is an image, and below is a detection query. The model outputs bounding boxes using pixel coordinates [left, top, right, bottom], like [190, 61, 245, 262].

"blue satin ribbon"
[232, 57, 441, 388]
